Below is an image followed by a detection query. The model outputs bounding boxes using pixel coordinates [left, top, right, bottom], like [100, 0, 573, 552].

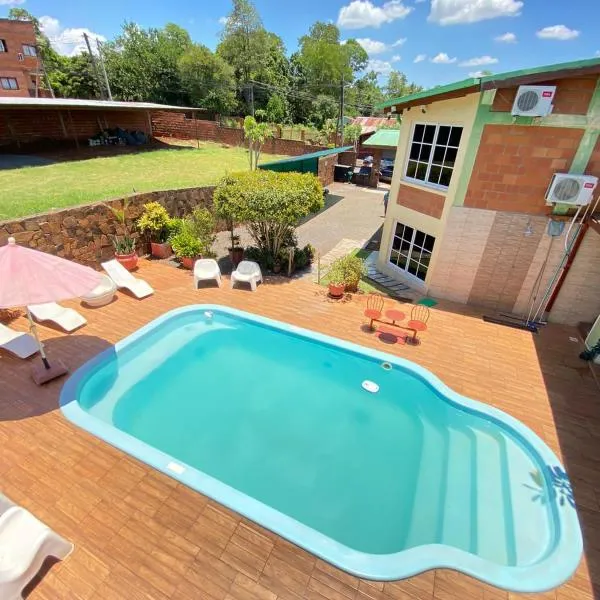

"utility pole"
[36, 44, 55, 98]
[249, 82, 255, 117]
[96, 38, 113, 101]
[83, 32, 105, 100]
[338, 76, 345, 145]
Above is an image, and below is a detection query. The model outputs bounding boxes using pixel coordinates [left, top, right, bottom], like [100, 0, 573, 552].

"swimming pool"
[60, 305, 582, 592]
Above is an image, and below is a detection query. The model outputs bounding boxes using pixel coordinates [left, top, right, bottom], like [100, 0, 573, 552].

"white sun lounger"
[231, 260, 263, 291]
[28, 302, 87, 332]
[101, 259, 154, 299]
[0, 324, 38, 359]
[193, 259, 222, 288]
[0, 503, 73, 600]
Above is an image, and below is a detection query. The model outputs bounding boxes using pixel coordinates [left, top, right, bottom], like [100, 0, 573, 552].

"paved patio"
[1, 260, 599, 600]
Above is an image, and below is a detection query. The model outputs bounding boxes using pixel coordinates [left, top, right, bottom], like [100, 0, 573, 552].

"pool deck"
[1, 259, 599, 600]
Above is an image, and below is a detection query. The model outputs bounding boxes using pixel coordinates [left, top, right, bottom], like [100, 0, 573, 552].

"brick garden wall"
[464, 124, 583, 214]
[397, 184, 446, 219]
[317, 154, 337, 186]
[0, 186, 217, 266]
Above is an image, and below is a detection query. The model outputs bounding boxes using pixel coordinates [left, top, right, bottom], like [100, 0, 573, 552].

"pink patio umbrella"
[0, 237, 102, 383]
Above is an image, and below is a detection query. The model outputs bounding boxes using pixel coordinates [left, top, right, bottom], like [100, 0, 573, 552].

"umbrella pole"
[26, 307, 50, 369]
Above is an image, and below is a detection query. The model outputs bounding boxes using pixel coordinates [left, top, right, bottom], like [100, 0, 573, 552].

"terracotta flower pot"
[328, 282, 345, 298]
[150, 241, 172, 259]
[115, 252, 138, 271]
[180, 256, 197, 270]
[229, 247, 244, 267]
[345, 282, 359, 293]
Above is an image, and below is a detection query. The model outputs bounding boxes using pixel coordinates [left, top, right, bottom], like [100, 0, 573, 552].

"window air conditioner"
[545, 174, 598, 206]
[511, 85, 556, 117]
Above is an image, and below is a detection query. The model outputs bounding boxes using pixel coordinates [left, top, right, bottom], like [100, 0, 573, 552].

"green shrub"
[328, 254, 365, 288]
[170, 227, 203, 259]
[137, 201, 172, 243]
[186, 207, 216, 253]
[167, 217, 184, 241]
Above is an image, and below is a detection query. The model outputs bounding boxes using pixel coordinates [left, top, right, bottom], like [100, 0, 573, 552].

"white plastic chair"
[0, 324, 38, 359]
[28, 302, 87, 332]
[101, 260, 153, 299]
[81, 274, 117, 307]
[231, 260, 263, 291]
[193, 259, 221, 289]
[0, 504, 73, 600]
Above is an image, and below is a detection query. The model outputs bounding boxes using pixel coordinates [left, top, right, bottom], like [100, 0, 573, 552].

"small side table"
[385, 309, 405, 325]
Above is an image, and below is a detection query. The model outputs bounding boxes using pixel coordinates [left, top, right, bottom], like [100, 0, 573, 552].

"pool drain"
[362, 380, 379, 393]
[381, 362, 392, 371]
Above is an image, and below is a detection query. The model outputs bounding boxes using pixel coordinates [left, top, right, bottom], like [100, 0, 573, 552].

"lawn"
[0, 142, 286, 220]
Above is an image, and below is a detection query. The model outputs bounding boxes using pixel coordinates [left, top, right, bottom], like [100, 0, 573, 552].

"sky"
[2, 0, 599, 89]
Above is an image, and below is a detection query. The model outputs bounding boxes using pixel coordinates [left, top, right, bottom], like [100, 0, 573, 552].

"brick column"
[368, 149, 382, 188]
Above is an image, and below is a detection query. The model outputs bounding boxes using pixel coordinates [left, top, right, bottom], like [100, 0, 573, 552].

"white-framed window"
[405, 123, 463, 189]
[22, 44, 37, 57]
[0, 77, 19, 90]
[389, 221, 435, 282]
[0, 39, 7, 53]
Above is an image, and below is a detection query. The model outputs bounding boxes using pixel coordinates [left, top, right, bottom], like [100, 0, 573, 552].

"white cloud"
[596, 50, 600, 57]
[40, 16, 106, 57]
[391, 54, 401, 62]
[392, 38, 407, 46]
[536, 25, 580, 41]
[429, 0, 522, 25]
[337, 0, 413, 29]
[367, 59, 394, 75]
[431, 52, 457, 64]
[414, 53, 427, 63]
[218, 16, 229, 25]
[356, 38, 388, 54]
[495, 32, 516, 43]
[469, 70, 488, 77]
[0, 0, 25, 5]
[459, 55, 498, 67]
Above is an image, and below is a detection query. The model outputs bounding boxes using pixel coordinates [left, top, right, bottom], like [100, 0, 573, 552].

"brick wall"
[317, 154, 337, 186]
[338, 150, 356, 166]
[150, 111, 325, 156]
[0, 186, 217, 266]
[0, 19, 39, 98]
[397, 184, 445, 219]
[492, 76, 598, 115]
[464, 124, 583, 214]
[0, 109, 150, 150]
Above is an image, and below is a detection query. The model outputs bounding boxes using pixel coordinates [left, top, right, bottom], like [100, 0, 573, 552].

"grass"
[321, 248, 392, 296]
[0, 142, 286, 220]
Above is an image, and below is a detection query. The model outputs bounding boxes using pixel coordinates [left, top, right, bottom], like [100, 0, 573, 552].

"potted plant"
[327, 263, 345, 298]
[170, 227, 203, 269]
[228, 227, 244, 268]
[137, 201, 173, 259]
[105, 199, 138, 271]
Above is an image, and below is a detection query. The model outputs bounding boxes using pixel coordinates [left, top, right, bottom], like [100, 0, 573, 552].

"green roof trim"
[362, 129, 400, 148]
[377, 56, 600, 110]
[259, 146, 353, 168]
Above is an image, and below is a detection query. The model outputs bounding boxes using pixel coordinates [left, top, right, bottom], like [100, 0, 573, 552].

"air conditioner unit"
[545, 173, 598, 206]
[17, 52, 24, 61]
[511, 85, 556, 117]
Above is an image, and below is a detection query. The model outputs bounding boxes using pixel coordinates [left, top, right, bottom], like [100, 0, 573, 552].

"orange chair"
[364, 294, 384, 330]
[407, 304, 430, 343]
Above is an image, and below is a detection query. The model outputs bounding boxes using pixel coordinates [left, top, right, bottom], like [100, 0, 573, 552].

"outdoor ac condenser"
[545, 173, 598, 206]
[511, 85, 556, 117]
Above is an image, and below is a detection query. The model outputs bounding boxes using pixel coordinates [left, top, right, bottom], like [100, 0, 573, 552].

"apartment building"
[0, 18, 41, 98]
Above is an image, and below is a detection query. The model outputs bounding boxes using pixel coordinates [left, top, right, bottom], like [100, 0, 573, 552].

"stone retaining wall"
[0, 186, 216, 266]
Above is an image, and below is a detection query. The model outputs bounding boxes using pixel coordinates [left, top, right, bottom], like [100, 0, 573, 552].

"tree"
[343, 123, 362, 149]
[48, 53, 101, 99]
[346, 71, 384, 116]
[265, 94, 286, 123]
[385, 70, 423, 99]
[178, 44, 237, 113]
[213, 170, 324, 261]
[308, 94, 338, 129]
[243, 116, 273, 170]
[103, 22, 192, 104]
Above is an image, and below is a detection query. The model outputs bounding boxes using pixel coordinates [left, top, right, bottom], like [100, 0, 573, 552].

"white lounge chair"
[81, 274, 117, 308]
[0, 324, 38, 359]
[0, 504, 73, 600]
[101, 260, 153, 299]
[193, 259, 222, 289]
[231, 260, 263, 291]
[28, 302, 86, 332]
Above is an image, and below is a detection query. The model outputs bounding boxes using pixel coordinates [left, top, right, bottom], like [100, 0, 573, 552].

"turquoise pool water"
[60, 305, 582, 591]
